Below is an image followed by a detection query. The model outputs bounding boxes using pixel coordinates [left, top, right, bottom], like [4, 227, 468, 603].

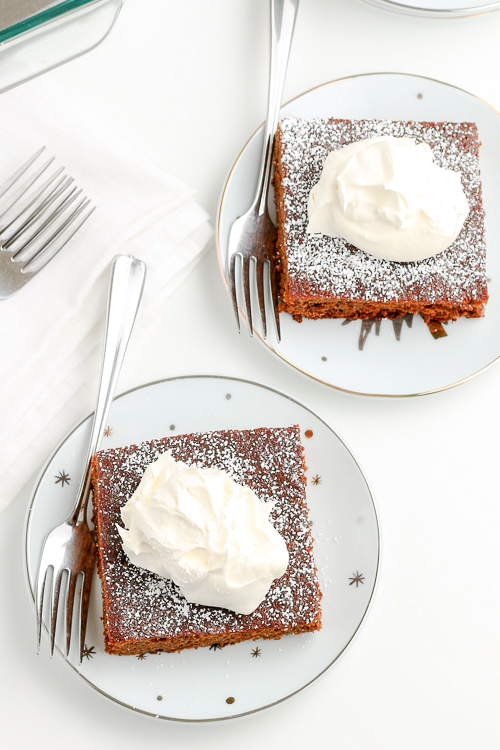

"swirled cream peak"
[118, 451, 289, 615]
[307, 135, 469, 262]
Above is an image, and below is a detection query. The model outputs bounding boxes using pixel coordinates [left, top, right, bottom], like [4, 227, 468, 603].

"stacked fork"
[0, 147, 94, 299]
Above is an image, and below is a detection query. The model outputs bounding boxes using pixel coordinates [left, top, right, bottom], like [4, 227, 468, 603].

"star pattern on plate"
[82, 644, 95, 660]
[251, 647, 261, 658]
[312, 474, 321, 485]
[209, 643, 222, 651]
[103, 426, 113, 437]
[136, 653, 147, 660]
[55, 471, 70, 487]
[349, 571, 365, 587]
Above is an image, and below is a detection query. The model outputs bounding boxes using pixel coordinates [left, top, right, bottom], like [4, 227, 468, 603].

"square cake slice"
[273, 118, 488, 323]
[91, 426, 322, 655]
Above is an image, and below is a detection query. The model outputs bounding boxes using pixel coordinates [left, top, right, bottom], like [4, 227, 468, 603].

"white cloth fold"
[0, 79, 213, 513]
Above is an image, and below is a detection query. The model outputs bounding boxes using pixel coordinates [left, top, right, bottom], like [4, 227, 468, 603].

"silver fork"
[0, 148, 94, 299]
[227, 0, 299, 341]
[35, 255, 146, 663]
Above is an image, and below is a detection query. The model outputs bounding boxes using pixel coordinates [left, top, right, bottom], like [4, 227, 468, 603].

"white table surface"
[2, 0, 500, 747]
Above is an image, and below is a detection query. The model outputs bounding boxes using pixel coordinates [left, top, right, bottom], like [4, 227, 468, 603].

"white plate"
[24, 376, 379, 722]
[217, 73, 500, 397]
[358, 0, 500, 17]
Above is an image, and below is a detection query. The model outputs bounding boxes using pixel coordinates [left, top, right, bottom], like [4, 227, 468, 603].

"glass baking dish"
[0, 0, 123, 93]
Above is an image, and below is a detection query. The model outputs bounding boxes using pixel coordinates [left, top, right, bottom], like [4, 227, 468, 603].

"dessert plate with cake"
[217, 73, 500, 397]
[24, 375, 379, 721]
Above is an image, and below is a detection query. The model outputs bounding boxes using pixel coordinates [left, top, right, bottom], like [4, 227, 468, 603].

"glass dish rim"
[0, 0, 110, 44]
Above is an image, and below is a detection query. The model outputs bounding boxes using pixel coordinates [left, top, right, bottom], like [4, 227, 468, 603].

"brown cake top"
[92, 426, 321, 643]
[276, 118, 487, 305]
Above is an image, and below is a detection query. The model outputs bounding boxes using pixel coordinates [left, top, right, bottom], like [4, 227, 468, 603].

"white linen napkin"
[0, 78, 213, 514]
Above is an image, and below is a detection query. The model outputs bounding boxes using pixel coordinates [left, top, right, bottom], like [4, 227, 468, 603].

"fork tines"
[227, 210, 281, 343]
[0, 148, 94, 299]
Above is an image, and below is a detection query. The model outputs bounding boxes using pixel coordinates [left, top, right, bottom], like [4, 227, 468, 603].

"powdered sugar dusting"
[92, 427, 321, 647]
[277, 118, 487, 307]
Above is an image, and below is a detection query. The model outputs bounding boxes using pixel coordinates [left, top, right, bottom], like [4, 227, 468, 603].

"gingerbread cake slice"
[91, 426, 322, 655]
[273, 117, 488, 323]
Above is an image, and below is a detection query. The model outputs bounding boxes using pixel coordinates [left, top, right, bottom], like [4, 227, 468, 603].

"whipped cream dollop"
[307, 135, 469, 262]
[118, 451, 289, 615]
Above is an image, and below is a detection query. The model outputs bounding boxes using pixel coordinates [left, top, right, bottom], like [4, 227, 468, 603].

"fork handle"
[71, 255, 146, 524]
[256, 0, 300, 215]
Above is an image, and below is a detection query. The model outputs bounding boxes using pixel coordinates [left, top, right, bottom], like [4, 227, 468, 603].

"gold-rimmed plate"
[359, 0, 500, 18]
[24, 376, 379, 722]
[216, 73, 500, 397]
